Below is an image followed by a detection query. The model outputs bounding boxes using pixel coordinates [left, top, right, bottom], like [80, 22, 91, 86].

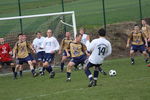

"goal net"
[0, 11, 77, 74]
[0, 11, 77, 46]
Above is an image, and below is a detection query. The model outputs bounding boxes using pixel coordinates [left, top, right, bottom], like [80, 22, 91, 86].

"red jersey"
[0, 43, 12, 62]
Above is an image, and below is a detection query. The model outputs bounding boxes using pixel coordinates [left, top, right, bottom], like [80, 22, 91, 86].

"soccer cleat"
[145, 59, 149, 64]
[131, 61, 134, 65]
[50, 71, 55, 78]
[88, 80, 94, 87]
[66, 78, 71, 82]
[101, 71, 107, 75]
[93, 80, 97, 86]
[33, 73, 38, 77]
[40, 72, 44, 76]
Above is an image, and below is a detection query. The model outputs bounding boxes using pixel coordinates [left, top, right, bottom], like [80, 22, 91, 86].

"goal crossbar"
[0, 11, 77, 38]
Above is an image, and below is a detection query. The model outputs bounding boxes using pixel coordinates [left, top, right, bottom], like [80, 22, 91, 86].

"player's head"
[134, 24, 140, 32]
[36, 31, 42, 38]
[141, 19, 147, 25]
[75, 33, 82, 42]
[17, 33, 23, 41]
[98, 28, 106, 37]
[65, 32, 71, 38]
[0, 38, 5, 44]
[22, 34, 27, 41]
[47, 29, 53, 37]
[79, 27, 85, 34]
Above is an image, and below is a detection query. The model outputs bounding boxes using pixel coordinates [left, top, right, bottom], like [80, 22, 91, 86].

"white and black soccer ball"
[109, 70, 116, 76]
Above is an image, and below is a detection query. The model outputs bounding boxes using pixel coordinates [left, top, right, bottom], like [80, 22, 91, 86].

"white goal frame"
[0, 11, 77, 38]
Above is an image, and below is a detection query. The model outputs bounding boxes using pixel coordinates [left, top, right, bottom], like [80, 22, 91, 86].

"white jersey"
[87, 37, 112, 64]
[81, 34, 90, 47]
[32, 37, 45, 53]
[41, 36, 60, 53]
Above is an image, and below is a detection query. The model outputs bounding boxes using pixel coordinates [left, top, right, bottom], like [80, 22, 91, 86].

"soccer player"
[141, 19, 150, 57]
[65, 33, 90, 81]
[84, 28, 112, 87]
[58, 32, 72, 72]
[0, 38, 15, 78]
[40, 29, 60, 78]
[13, 34, 37, 78]
[32, 32, 45, 75]
[126, 24, 149, 64]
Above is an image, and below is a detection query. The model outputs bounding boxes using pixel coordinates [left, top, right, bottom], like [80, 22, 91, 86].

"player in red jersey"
[0, 38, 15, 78]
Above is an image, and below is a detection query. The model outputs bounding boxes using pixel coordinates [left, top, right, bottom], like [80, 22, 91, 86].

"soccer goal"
[0, 11, 77, 42]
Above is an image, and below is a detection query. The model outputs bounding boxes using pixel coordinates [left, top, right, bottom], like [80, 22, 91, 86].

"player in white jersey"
[84, 28, 112, 87]
[32, 32, 45, 75]
[40, 29, 60, 78]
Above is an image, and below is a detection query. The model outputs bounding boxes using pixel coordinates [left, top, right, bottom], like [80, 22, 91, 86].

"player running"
[32, 32, 45, 75]
[58, 32, 72, 72]
[0, 38, 15, 79]
[84, 28, 112, 87]
[65, 33, 90, 82]
[126, 24, 149, 64]
[13, 34, 38, 79]
[40, 29, 60, 78]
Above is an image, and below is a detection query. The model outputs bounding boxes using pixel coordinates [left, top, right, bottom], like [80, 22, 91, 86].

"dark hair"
[17, 33, 23, 37]
[134, 24, 139, 26]
[98, 28, 106, 36]
[76, 33, 82, 38]
[36, 31, 42, 35]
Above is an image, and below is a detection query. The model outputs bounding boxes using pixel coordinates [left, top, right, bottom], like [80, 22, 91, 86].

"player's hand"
[126, 44, 129, 48]
[148, 38, 150, 42]
[58, 50, 61, 55]
[67, 53, 70, 57]
[50, 51, 55, 54]
[145, 43, 148, 47]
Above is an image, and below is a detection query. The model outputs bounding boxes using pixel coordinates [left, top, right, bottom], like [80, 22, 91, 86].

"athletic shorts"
[131, 44, 146, 52]
[36, 51, 45, 61]
[17, 55, 32, 65]
[70, 54, 87, 66]
[0, 61, 13, 66]
[85, 61, 102, 69]
[28, 53, 35, 61]
[44, 53, 55, 63]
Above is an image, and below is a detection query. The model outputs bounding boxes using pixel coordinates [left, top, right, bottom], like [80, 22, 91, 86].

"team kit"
[0, 19, 150, 87]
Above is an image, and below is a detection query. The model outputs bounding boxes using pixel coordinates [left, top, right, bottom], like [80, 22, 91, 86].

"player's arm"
[126, 33, 132, 48]
[58, 39, 64, 54]
[27, 41, 36, 53]
[82, 43, 90, 56]
[12, 43, 18, 58]
[65, 42, 71, 57]
[142, 33, 148, 47]
[105, 42, 112, 57]
[87, 40, 95, 52]
[51, 38, 60, 53]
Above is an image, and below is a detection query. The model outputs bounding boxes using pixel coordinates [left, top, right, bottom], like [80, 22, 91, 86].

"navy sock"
[94, 70, 99, 80]
[14, 72, 17, 78]
[61, 62, 64, 71]
[67, 72, 71, 78]
[31, 69, 35, 75]
[20, 71, 22, 76]
[85, 69, 93, 81]
[12, 67, 15, 72]
[131, 57, 134, 62]
[46, 66, 53, 73]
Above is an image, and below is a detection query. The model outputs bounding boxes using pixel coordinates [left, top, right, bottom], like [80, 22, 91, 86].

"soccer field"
[0, 56, 150, 100]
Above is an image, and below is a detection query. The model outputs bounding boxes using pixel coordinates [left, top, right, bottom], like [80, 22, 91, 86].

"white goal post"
[0, 11, 77, 38]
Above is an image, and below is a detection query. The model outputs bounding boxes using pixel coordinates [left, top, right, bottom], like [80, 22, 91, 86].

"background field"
[0, 57, 150, 100]
[0, 0, 150, 34]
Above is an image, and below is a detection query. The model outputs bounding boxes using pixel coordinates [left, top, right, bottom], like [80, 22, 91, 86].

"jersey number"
[98, 47, 106, 55]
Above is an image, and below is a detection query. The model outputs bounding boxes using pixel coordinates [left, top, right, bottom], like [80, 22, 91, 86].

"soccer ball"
[109, 70, 116, 76]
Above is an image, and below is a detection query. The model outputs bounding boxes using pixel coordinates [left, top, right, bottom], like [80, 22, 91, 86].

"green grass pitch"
[0, 56, 150, 100]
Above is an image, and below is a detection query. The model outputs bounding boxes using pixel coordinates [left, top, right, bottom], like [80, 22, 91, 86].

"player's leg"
[93, 65, 101, 86]
[60, 56, 67, 72]
[84, 61, 94, 87]
[66, 61, 75, 81]
[37, 51, 45, 76]
[130, 50, 135, 65]
[27, 60, 38, 77]
[140, 45, 149, 63]
[98, 66, 107, 75]
[9, 62, 16, 78]
[19, 65, 23, 77]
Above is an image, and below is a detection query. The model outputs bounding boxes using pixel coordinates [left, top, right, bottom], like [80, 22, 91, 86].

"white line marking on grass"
[15, 88, 84, 100]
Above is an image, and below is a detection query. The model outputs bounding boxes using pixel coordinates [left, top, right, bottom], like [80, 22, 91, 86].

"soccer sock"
[131, 57, 134, 62]
[67, 72, 71, 79]
[94, 70, 99, 80]
[12, 67, 15, 72]
[46, 66, 53, 73]
[60, 62, 64, 71]
[31, 69, 35, 75]
[85, 69, 93, 81]
[98, 67, 103, 72]
[19, 71, 23, 77]
[14, 72, 17, 78]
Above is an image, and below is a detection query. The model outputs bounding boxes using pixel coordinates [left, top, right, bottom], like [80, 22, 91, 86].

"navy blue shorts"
[70, 54, 87, 66]
[37, 51, 45, 61]
[17, 55, 32, 65]
[86, 61, 102, 69]
[44, 53, 55, 63]
[28, 53, 35, 61]
[131, 45, 146, 52]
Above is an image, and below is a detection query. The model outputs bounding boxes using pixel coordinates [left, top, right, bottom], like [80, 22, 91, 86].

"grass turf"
[0, 56, 150, 100]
